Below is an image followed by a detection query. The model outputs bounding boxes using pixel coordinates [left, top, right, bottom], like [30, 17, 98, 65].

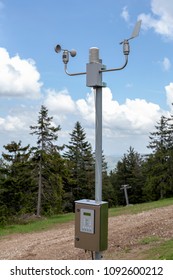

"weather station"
[54, 20, 141, 260]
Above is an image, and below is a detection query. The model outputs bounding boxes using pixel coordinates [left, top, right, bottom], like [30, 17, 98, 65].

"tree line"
[0, 106, 173, 224]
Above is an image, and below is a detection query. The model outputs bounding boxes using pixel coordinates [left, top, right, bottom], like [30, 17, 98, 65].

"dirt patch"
[0, 205, 173, 260]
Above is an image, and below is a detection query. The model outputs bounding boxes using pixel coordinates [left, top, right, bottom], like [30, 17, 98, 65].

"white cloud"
[165, 82, 173, 108]
[121, 6, 130, 22]
[126, 83, 133, 88]
[0, 115, 25, 131]
[0, 86, 166, 155]
[62, 87, 163, 154]
[0, 48, 42, 99]
[162, 57, 171, 71]
[103, 89, 161, 134]
[120, 99, 161, 132]
[43, 87, 164, 139]
[76, 90, 95, 124]
[73, 87, 162, 135]
[138, 0, 173, 39]
[44, 88, 76, 114]
[0, 1, 4, 11]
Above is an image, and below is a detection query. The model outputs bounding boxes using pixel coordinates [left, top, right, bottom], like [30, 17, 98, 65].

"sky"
[0, 0, 173, 156]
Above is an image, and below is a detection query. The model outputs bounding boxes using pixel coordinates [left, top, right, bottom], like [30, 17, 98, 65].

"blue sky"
[0, 0, 173, 156]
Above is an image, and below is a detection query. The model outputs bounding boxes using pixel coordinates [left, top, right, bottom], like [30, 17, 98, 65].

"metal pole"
[95, 86, 102, 203]
[120, 184, 131, 206]
[124, 186, 129, 206]
[95, 86, 102, 260]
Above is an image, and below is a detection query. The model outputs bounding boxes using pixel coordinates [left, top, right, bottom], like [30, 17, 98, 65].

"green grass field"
[109, 197, 173, 217]
[0, 212, 74, 237]
[143, 239, 173, 260]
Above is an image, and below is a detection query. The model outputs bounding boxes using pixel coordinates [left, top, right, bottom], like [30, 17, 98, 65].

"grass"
[109, 197, 173, 217]
[139, 236, 161, 245]
[106, 237, 173, 260]
[1, 197, 173, 237]
[0, 212, 74, 237]
[142, 239, 173, 260]
[108, 198, 173, 260]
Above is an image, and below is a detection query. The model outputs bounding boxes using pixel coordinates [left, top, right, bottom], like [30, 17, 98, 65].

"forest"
[0, 105, 173, 225]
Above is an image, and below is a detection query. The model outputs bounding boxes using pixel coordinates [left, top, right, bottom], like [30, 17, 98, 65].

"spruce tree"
[30, 105, 63, 216]
[110, 147, 144, 205]
[64, 121, 95, 205]
[144, 116, 170, 200]
[0, 141, 32, 216]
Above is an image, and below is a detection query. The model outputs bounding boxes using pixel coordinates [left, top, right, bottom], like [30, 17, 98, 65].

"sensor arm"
[65, 53, 128, 76]
[100, 54, 128, 73]
[65, 39, 129, 75]
[64, 64, 86, 76]
[100, 39, 129, 73]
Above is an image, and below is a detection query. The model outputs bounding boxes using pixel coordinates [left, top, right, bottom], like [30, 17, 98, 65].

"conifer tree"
[110, 147, 144, 205]
[144, 116, 170, 200]
[64, 121, 95, 205]
[0, 141, 32, 216]
[30, 105, 63, 216]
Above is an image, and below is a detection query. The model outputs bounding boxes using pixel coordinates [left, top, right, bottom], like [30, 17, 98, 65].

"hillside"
[0, 204, 173, 260]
